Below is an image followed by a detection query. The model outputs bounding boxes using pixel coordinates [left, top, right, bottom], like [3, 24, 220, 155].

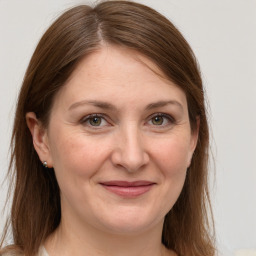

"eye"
[89, 116, 103, 126]
[81, 114, 109, 128]
[151, 116, 164, 125]
[148, 113, 175, 127]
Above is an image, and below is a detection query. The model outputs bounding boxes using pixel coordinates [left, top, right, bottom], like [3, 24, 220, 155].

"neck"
[45, 216, 172, 256]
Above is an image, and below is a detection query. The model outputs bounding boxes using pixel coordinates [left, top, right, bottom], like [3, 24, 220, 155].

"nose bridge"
[112, 123, 148, 172]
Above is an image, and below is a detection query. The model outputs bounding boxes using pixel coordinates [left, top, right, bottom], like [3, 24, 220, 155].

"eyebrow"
[69, 100, 117, 111]
[68, 100, 183, 111]
[145, 100, 183, 111]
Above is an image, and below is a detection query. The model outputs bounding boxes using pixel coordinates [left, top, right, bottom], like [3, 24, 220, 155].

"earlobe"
[26, 112, 53, 168]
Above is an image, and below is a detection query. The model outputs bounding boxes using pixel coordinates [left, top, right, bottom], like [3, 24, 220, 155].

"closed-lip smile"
[99, 180, 156, 198]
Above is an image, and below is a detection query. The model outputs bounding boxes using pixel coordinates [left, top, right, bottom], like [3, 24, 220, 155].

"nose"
[111, 125, 149, 173]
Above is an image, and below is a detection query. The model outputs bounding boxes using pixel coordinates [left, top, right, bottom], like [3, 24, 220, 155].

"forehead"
[52, 45, 187, 111]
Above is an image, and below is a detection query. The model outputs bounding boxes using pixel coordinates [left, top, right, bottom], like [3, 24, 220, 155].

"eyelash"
[80, 113, 175, 129]
[147, 113, 176, 127]
[80, 113, 109, 128]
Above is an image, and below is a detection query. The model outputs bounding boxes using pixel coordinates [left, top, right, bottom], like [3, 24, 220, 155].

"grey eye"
[151, 116, 164, 125]
[89, 117, 102, 126]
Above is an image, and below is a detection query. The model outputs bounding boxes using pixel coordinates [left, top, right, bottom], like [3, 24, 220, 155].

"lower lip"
[101, 184, 154, 198]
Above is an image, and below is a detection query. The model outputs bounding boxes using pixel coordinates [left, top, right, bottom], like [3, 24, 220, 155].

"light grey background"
[0, 0, 255, 255]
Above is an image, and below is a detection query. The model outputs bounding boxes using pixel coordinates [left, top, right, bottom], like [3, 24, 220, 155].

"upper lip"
[99, 181, 155, 187]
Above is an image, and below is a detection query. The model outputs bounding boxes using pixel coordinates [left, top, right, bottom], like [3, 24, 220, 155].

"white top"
[38, 246, 49, 256]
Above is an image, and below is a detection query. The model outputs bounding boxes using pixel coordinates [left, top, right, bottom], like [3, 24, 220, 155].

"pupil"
[153, 116, 163, 125]
[90, 117, 101, 126]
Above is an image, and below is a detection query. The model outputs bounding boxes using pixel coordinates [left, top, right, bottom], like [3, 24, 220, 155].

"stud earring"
[42, 161, 48, 168]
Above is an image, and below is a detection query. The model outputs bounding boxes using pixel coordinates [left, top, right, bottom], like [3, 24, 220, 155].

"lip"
[99, 180, 155, 198]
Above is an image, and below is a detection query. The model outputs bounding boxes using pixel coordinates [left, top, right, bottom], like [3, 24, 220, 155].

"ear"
[187, 116, 200, 168]
[26, 112, 53, 168]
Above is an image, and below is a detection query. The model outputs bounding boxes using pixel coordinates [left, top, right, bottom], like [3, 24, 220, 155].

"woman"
[0, 1, 215, 255]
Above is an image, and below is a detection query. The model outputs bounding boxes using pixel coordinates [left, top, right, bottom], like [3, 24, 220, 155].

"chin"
[91, 208, 164, 236]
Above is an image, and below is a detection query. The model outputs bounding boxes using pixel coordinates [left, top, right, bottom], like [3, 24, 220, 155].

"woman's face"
[39, 46, 198, 235]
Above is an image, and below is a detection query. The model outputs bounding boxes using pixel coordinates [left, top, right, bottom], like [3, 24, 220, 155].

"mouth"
[99, 180, 156, 198]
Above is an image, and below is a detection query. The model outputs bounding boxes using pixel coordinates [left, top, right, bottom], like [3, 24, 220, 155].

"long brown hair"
[0, 1, 215, 255]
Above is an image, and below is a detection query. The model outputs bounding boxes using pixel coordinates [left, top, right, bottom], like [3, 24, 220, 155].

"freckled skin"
[30, 46, 198, 255]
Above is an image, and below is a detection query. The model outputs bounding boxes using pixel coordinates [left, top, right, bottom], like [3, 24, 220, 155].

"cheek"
[153, 136, 191, 177]
[49, 131, 111, 180]
[48, 133, 112, 209]
[148, 136, 190, 215]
